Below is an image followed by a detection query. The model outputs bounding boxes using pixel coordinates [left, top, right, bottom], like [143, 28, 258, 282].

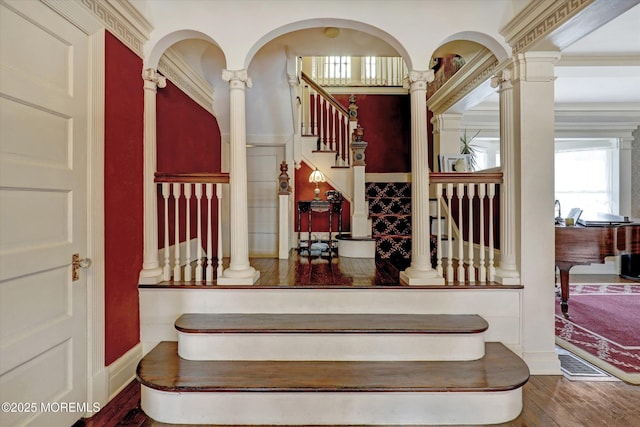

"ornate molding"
[78, 0, 151, 57]
[427, 49, 500, 115]
[158, 48, 215, 115]
[501, 0, 594, 55]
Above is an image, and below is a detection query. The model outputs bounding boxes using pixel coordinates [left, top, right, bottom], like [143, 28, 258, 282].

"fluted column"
[218, 69, 259, 285]
[400, 70, 444, 285]
[491, 68, 520, 285]
[139, 68, 166, 284]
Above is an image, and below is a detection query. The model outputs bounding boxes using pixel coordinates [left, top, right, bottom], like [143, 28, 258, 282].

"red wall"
[104, 32, 223, 365]
[156, 80, 222, 249]
[104, 32, 144, 365]
[334, 94, 411, 173]
[295, 161, 350, 233]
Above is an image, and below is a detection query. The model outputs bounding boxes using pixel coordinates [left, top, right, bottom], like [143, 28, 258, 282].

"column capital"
[430, 112, 463, 133]
[222, 69, 252, 88]
[490, 67, 513, 89]
[142, 68, 166, 89]
[512, 51, 561, 82]
[403, 69, 435, 90]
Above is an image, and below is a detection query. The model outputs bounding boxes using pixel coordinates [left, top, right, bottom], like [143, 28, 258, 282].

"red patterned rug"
[555, 284, 640, 384]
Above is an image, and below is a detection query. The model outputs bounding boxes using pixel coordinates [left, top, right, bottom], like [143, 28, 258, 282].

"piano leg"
[559, 268, 571, 318]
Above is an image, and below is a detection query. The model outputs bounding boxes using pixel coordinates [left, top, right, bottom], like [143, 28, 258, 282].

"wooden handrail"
[154, 172, 230, 184]
[301, 71, 349, 117]
[429, 171, 503, 185]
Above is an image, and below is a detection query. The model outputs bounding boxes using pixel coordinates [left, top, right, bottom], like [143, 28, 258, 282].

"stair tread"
[175, 313, 488, 334]
[137, 342, 529, 393]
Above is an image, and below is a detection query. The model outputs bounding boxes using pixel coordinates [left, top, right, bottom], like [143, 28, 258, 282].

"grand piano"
[555, 221, 640, 318]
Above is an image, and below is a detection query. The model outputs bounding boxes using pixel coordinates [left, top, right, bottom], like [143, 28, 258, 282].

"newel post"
[278, 161, 291, 259]
[350, 126, 369, 238]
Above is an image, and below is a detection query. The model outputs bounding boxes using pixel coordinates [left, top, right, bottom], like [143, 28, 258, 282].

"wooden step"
[175, 313, 488, 361]
[138, 341, 529, 425]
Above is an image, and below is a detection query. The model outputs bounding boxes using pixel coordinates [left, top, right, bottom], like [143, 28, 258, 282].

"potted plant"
[460, 129, 480, 171]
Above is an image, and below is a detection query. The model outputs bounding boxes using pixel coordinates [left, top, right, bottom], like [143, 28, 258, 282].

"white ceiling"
[479, 4, 640, 107]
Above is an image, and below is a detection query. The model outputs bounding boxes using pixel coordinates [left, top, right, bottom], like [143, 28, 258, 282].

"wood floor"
[78, 375, 640, 427]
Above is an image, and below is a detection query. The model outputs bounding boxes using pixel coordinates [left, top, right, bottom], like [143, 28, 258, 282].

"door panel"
[247, 147, 284, 257]
[0, 1, 89, 425]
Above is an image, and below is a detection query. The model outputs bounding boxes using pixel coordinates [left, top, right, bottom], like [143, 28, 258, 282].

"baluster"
[436, 183, 443, 276]
[318, 95, 329, 146]
[467, 184, 476, 283]
[161, 183, 171, 281]
[195, 183, 203, 282]
[446, 183, 454, 283]
[216, 183, 224, 278]
[173, 183, 182, 282]
[329, 105, 335, 151]
[478, 183, 487, 283]
[205, 183, 214, 283]
[488, 183, 496, 282]
[315, 92, 320, 136]
[457, 183, 465, 283]
[184, 184, 192, 282]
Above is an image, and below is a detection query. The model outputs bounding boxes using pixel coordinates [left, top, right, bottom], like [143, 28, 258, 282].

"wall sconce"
[308, 168, 326, 200]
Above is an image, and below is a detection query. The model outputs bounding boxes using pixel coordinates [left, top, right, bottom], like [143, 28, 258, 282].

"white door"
[0, 2, 89, 426]
[247, 146, 285, 257]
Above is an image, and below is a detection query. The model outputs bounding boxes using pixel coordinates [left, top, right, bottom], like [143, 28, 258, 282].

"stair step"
[175, 313, 488, 361]
[138, 341, 529, 425]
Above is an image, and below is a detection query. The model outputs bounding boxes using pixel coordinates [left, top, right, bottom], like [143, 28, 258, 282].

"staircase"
[138, 310, 529, 425]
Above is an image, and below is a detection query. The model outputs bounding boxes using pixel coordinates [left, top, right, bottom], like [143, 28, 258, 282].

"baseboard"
[108, 343, 143, 400]
[523, 349, 562, 375]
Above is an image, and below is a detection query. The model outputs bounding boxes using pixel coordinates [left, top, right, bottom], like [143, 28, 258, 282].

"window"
[554, 139, 619, 216]
[325, 56, 350, 80]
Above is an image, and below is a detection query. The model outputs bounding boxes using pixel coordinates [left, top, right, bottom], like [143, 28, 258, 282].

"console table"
[297, 200, 343, 257]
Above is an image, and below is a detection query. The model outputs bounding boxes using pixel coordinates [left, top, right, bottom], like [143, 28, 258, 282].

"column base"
[217, 266, 260, 285]
[523, 350, 562, 375]
[400, 267, 445, 286]
[494, 267, 521, 285]
[139, 267, 163, 284]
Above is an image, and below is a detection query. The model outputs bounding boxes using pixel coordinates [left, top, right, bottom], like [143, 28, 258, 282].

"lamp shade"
[309, 168, 326, 184]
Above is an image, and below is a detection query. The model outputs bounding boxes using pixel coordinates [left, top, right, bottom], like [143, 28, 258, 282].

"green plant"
[460, 129, 480, 171]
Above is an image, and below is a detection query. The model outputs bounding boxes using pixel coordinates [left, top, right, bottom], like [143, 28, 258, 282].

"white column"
[139, 68, 166, 284]
[491, 68, 521, 285]
[218, 69, 259, 285]
[400, 70, 444, 286]
[431, 113, 463, 171]
[351, 165, 369, 237]
[279, 194, 290, 259]
[512, 52, 562, 375]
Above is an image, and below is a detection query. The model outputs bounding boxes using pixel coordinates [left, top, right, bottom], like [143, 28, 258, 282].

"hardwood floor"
[78, 375, 640, 427]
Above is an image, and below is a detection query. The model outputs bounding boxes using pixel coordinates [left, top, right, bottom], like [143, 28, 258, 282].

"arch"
[243, 18, 414, 71]
[434, 31, 509, 63]
[146, 29, 225, 69]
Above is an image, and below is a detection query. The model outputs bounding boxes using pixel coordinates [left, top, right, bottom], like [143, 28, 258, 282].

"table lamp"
[308, 168, 326, 200]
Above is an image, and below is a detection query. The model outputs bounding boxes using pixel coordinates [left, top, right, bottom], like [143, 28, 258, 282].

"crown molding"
[427, 49, 499, 115]
[158, 48, 215, 115]
[501, 0, 594, 54]
[558, 55, 640, 67]
[73, 0, 151, 57]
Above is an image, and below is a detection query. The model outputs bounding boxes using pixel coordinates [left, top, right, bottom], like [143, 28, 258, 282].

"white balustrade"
[154, 173, 229, 284]
[431, 173, 502, 284]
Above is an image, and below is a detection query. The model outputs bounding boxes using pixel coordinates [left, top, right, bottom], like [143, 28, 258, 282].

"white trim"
[365, 172, 411, 183]
[86, 27, 109, 410]
[108, 343, 143, 400]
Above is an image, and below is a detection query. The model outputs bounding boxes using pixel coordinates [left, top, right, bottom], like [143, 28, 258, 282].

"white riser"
[178, 332, 485, 361]
[141, 386, 523, 425]
[140, 288, 523, 356]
